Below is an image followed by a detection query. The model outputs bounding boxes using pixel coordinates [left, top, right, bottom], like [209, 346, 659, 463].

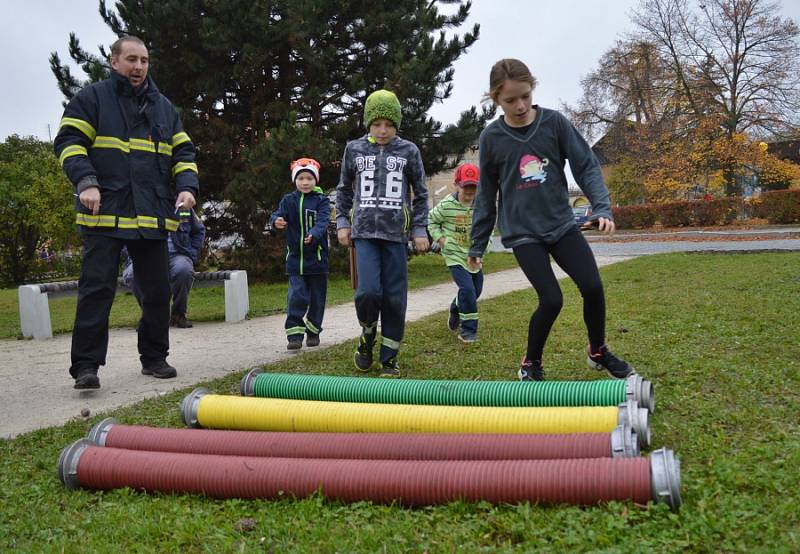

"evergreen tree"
[51, 0, 492, 269]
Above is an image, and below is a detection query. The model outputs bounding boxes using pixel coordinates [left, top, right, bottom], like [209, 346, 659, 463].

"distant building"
[766, 140, 800, 165]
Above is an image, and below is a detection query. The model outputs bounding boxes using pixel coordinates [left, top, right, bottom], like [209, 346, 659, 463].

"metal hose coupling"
[610, 424, 640, 457]
[181, 388, 211, 428]
[617, 400, 650, 449]
[650, 447, 682, 511]
[87, 417, 118, 446]
[625, 375, 655, 414]
[57, 438, 93, 490]
[240, 367, 263, 396]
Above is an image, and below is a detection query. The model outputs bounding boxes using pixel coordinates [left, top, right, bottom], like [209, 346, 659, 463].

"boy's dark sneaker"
[518, 357, 545, 381]
[287, 337, 303, 350]
[306, 333, 320, 347]
[587, 345, 635, 379]
[141, 360, 178, 379]
[354, 335, 374, 372]
[379, 357, 401, 378]
[458, 331, 478, 344]
[74, 370, 100, 390]
[447, 311, 459, 332]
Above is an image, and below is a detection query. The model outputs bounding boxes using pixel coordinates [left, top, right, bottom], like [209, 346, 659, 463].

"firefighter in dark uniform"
[54, 36, 199, 390]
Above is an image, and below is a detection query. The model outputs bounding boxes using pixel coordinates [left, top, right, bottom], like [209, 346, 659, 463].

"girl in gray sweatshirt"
[468, 58, 635, 382]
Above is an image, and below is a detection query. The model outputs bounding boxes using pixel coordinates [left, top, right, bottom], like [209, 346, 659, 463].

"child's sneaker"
[306, 333, 320, 347]
[379, 357, 401, 378]
[287, 337, 303, 350]
[354, 334, 374, 371]
[447, 311, 459, 332]
[458, 331, 478, 344]
[587, 345, 635, 379]
[518, 357, 544, 381]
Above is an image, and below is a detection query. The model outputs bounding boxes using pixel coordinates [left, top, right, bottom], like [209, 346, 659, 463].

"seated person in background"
[123, 208, 205, 328]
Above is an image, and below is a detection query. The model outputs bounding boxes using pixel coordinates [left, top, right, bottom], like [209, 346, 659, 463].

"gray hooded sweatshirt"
[336, 134, 428, 242]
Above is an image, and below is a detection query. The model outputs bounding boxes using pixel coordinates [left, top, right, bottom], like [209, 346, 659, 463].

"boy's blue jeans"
[448, 265, 484, 334]
[353, 238, 407, 363]
[286, 273, 327, 340]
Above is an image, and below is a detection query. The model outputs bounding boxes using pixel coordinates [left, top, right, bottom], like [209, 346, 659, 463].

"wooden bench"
[18, 270, 249, 340]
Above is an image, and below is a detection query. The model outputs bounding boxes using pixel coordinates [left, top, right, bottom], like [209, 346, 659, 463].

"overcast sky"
[2, 0, 799, 142]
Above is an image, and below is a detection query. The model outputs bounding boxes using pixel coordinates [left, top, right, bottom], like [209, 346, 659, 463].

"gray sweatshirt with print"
[468, 107, 612, 255]
[336, 135, 428, 242]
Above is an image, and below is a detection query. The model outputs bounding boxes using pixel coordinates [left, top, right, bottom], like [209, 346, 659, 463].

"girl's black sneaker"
[518, 357, 544, 381]
[587, 345, 635, 379]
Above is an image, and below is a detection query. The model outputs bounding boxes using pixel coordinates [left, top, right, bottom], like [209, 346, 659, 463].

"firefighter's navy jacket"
[54, 71, 199, 239]
[270, 187, 330, 275]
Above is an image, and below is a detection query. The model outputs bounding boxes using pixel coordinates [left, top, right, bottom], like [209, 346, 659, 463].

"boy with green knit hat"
[335, 89, 429, 377]
[428, 163, 484, 343]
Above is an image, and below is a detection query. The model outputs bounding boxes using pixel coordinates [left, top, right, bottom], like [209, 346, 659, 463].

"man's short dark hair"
[110, 36, 146, 58]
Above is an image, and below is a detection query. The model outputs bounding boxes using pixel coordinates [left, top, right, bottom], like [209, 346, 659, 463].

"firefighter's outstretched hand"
[79, 187, 101, 215]
[176, 191, 196, 211]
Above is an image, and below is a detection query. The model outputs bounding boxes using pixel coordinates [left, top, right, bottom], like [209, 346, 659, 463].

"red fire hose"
[59, 438, 681, 510]
[87, 418, 640, 459]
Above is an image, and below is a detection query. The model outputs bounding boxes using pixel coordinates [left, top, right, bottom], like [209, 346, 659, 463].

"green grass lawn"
[2, 252, 799, 552]
[0, 252, 518, 339]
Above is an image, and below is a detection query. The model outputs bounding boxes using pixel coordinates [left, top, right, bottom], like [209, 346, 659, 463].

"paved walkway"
[1, 256, 632, 438]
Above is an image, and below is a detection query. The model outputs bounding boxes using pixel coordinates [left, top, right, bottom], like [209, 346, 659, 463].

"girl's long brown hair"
[484, 59, 538, 104]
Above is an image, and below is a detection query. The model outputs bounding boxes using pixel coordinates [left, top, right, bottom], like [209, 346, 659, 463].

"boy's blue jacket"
[270, 187, 330, 275]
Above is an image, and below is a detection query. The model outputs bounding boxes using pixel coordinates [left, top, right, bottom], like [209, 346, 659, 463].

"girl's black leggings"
[512, 227, 605, 363]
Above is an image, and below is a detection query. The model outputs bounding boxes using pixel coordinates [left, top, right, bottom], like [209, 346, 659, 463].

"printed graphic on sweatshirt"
[453, 213, 471, 246]
[355, 154, 407, 210]
[518, 154, 549, 189]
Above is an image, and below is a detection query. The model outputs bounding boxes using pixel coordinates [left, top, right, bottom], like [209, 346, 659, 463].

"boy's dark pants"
[353, 238, 407, 363]
[70, 235, 170, 377]
[448, 265, 484, 334]
[286, 273, 327, 339]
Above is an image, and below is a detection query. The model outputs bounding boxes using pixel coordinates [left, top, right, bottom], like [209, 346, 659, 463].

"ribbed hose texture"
[75, 447, 652, 506]
[250, 373, 627, 407]
[103, 424, 616, 459]
[195, 395, 620, 434]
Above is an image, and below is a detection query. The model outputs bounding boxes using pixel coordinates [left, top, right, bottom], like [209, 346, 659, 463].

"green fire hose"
[240, 369, 654, 413]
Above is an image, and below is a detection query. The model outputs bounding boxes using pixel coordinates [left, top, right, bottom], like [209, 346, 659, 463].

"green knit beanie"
[363, 90, 402, 129]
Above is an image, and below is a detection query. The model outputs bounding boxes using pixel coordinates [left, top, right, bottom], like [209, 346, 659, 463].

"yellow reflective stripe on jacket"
[172, 132, 191, 146]
[172, 162, 198, 177]
[92, 136, 172, 156]
[75, 214, 117, 227]
[93, 136, 130, 153]
[59, 117, 97, 141]
[138, 215, 160, 229]
[129, 138, 173, 155]
[76, 214, 179, 231]
[59, 145, 88, 166]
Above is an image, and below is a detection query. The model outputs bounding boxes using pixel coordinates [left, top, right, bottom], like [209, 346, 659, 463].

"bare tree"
[632, 0, 800, 139]
[565, 39, 676, 141]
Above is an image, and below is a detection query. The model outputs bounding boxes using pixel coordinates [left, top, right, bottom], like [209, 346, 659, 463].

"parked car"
[573, 205, 591, 225]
